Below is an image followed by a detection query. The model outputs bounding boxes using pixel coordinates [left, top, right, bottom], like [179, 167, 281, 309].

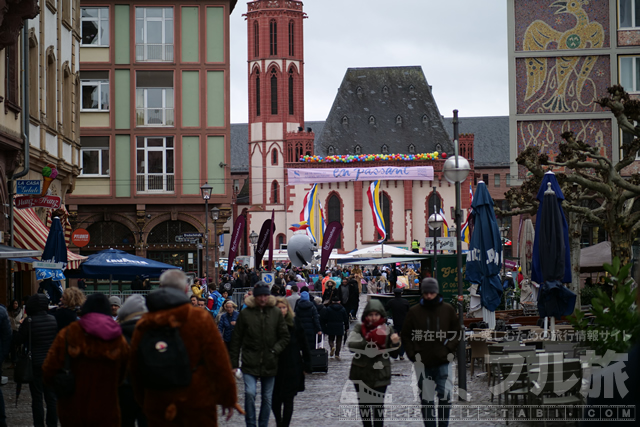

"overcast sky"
[229, 0, 509, 124]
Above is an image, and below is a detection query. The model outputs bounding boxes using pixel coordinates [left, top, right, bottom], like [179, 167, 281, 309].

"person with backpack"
[217, 300, 239, 353]
[130, 270, 241, 426]
[385, 287, 411, 360]
[42, 293, 130, 427]
[207, 289, 225, 318]
[229, 282, 290, 427]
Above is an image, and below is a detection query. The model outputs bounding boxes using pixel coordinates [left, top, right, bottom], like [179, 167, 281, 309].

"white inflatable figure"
[287, 230, 315, 267]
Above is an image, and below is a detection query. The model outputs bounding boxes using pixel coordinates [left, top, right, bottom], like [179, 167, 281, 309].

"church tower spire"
[245, 0, 311, 208]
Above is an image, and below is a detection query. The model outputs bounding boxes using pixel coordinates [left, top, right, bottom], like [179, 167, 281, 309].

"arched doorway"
[147, 220, 200, 273]
[81, 221, 136, 255]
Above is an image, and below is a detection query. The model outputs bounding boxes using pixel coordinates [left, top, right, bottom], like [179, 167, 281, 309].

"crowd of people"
[0, 261, 467, 427]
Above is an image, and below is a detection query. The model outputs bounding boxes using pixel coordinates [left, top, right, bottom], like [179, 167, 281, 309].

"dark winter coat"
[229, 295, 290, 377]
[385, 296, 411, 329]
[19, 294, 58, 367]
[321, 303, 349, 336]
[314, 302, 326, 325]
[273, 318, 311, 399]
[347, 300, 400, 389]
[130, 288, 237, 426]
[54, 307, 79, 332]
[348, 281, 360, 311]
[401, 295, 461, 368]
[218, 310, 239, 343]
[294, 299, 321, 350]
[0, 305, 11, 360]
[43, 313, 130, 427]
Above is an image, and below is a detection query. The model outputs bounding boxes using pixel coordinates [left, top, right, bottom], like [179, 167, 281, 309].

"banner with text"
[227, 214, 246, 275]
[288, 166, 434, 184]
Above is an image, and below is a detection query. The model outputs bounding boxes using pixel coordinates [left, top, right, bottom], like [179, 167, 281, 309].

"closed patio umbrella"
[39, 217, 68, 304]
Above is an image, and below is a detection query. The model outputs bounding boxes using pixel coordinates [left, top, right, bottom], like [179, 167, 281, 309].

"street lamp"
[428, 203, 444, 277]
[499, 226, 510, 278]
[443, 110, 471, 400]
[249, 230, 259, 268]
[200, 183, 212, 283]
[211, 207, 220, 286]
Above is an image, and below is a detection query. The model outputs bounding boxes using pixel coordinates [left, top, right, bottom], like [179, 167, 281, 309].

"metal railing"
[136, 107, 174, 126]
[135, 44, 173, 62]
[136, 174, 174, 192]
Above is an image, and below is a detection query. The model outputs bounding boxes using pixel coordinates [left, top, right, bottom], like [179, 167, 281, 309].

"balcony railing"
[136, 108, 174, 126]
[135, 44, 174, 62]
[136, 174, 175, 193]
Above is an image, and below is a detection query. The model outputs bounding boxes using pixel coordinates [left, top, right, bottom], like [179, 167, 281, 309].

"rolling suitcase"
[310, 335, 329, 373]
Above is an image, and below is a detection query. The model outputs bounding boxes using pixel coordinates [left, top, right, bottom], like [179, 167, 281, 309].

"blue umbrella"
[465, 181, 503, 312]
[531, 172, 575, 319]
[40, 217, 68, 304]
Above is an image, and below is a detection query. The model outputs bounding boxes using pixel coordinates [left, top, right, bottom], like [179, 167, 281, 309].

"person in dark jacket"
[19, 294, 58, 427]
[0, 303, 12, 427]
[53, 287, 86, 332]
[385, 287, 410, 360]
[321, 294, 349, 360]
[217, 300, 239, 352]
[322, 279, 338, 305]
[347, 278, 361, 320]
[401, 278, 461, 427]
[117, 295, 148, 427]
[347, 299, 400, 427]
[293, 291, 321, 351]
[230, 282, 290, 427]
[272, 298, 311, 427]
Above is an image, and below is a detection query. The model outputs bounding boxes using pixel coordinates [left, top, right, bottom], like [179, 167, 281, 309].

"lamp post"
[499, 226, 509, 278]
[211, 206, 219, 286]
[428, 191, 444, 278]
[249, 230, 259, 268]
[200, 183, 212, 282]
[443, 109, 471, 400]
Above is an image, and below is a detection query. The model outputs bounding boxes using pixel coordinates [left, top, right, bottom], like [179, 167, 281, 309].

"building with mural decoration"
[67, 0, 237, 283]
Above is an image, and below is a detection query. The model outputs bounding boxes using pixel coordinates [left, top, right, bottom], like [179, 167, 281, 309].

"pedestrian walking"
[385, 287, 410, 360]
[293, 291, 321, 351]
[130, 270, 240, 426]
[401, 278, 461, 427]
[117, 294, 148, 427]
[285, 285, 300, 311]
[229, 282, 290, 427]
[322, 279, 338, 305]
[320, 294, 349, 360]
[347, 299, 400, 427]
[8, 299, 23, 366]
[19, 294, 58, 427]
[42, 293, 130, 427]
[218, 300, 239, 352]
[108, 296, 121, 321]
[347, 278, 360, 320]
[0, 303, 12, 427]
[53, 287, 85, 332]
[272, 298, 311, 427]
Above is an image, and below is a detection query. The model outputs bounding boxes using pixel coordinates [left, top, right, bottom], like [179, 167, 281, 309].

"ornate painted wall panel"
[515, 55, 610, 114]
[516, 119, 612, 178]
[514, 0, 609, 51]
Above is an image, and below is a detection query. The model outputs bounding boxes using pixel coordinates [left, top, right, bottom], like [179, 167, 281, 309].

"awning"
[13, 207, 86, 270]
[342, 256, 428, 265]
[0, 244, 42, 259]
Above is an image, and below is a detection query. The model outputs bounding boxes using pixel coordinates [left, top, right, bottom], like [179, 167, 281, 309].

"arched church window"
[272, 180, 279, 204]
[288, 69, 294, 115]
[354, 145, 362, 154]
[270, 68, 278, 115]
[396, 115, 402, 125]
[288, 20, 294, 56]
[381, 144, 388, 153]
[381, 192, 390, 241]
[255, 72, 261, 116]
[369, 115, 376, 125]
[342, 116, 348, 125]
[254, 21, 259, 57]
[272, 148, 278, 165]
[328, 145, 335, 155]
[409, 144, 416, 153]
[328, 194, 342, 249]
[427, 193, 443, 238]
[269, 20, 277, 55]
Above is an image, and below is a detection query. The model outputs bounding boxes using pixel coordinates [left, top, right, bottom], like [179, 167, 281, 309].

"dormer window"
[354, 145, 362, 154]
[435, 143, 442, 152]
[382, 85, 389, 94]
[409, 85, 415, 93]
[381, 144, 388, 154]
[328, 145, 335, 155]
[408, 144, 416, 154]
[369, 115, 376, 125]
[356, 86, 363, 95]
[342, 116, 349, 125]
[422, 114, 429, 124]
[396, 115, 402, 125]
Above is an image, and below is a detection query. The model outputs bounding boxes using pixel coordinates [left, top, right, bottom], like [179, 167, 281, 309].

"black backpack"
[138, 326, 192, 389]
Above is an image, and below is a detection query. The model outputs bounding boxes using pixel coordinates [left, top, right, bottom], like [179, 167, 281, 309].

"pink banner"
[320, 222, 342, 274]
[288, 166, 434, 184]
[15, 196, 61, 210]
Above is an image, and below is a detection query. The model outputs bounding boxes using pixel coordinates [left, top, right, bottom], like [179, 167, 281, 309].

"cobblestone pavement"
[5, 294, 571, 426]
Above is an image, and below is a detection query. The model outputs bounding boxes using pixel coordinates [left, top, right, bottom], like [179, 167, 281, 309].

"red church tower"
[245, 0, 313, 212]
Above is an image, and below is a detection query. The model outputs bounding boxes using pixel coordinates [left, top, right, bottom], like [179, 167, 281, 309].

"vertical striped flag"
[317, 200, 327, 246]
[462, 183, 474, 244]
[439, 208, 449, 237]
[300, 184, 321, 243]
[367, 180, 386, 243]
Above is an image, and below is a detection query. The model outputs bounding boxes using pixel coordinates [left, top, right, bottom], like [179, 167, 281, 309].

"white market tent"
[347, 244, 417, 258]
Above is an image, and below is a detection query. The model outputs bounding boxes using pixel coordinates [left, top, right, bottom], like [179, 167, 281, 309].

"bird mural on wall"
[523, 0, 604, 112]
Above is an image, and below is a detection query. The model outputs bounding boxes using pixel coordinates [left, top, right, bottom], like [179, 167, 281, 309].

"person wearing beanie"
[294, 291, 321, 353]
[320, 293, 349, 360]
[401, 278, 460, 427]
[230, 281, 290, 427]
[42, 293, 130, 427]
[109, 296, 122, 321]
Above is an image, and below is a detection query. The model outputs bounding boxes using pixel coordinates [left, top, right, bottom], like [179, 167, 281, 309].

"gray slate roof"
[441, 116, 510, 167]
[316, 66, 454, 157]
